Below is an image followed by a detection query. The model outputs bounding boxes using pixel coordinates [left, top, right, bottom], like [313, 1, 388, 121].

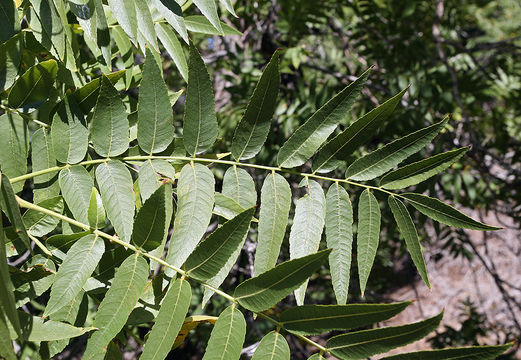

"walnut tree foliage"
[0, 0, 513, 359]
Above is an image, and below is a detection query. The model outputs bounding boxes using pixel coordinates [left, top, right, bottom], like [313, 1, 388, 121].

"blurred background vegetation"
[160, 0, 520, 358]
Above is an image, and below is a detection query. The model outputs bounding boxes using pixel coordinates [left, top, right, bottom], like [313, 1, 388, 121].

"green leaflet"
[185, 208, 254, 281]
[401, 193, 500, 231]
[112, 26, 133, 89]
[0, 313, 16, 360]
[23, 196, 63, 237]
[154, 0, 188, 43]
[222, 167, 257, 208]
[8, 312, 94, 341]
[138, 48, 175, 154]
[27, 0, 67, 64]
[202, 305, 245, 360]
[47, 291, 86, 357]
[95, 161, 135, 242]
[234, 249, 331, 312]
[213, 192, 245, 220]
[0, 174, 31, 251]
[277, 68, 371, 168]
[0, 33, 23, 91]
[192, 0, 223, 34]
[51, 96, 89, 164]
[346, 116, 449, 181]
[7, 58, 58, 108]
[138, 159, 175, 202]
[0, 0, 18, 42]
[107, 0, 137, 41]
[325, 183, 353, 305]
[232, 50, 281, 160]
[326, 312, 443, 360]
[58, 165, 93, 224]
[219, 0, 237, 17]
[0, 113, 29, 193]
[380, 147, 469, 190]
[251, 331, 290, 360]
[313, 88, 407, 173]
[381, 344, 512, 360]
[44, 234, 104, 317]
[90, 75, 130, 157]
[388, 196, 429, 287]
[155, 23, 188, 81]
[357, 189, 380, 296]
[73, 71, 126, 113]
[93, 0, 111, 66]
[13, 256, 56, 308]
[184, 15, 242, 35]
[83, 254, 149, 360]
[0, 200, 22, 340]
[290, 179, 326, 305]
[280, 301, 411, 336]
[140, 279, 191, 360]
[307, 355, 326, 360]
[31, 128, 59, 203]
[201, 230, 243, 305]
[166, 163, 214, 270]
[88, 187, 106, 229]
[183, 42, 218, 155]
[134, 0, 158, 51]
[46, 231, 90, 253]
[254, 173, 291, 276]
[131, 184, 167, 252]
